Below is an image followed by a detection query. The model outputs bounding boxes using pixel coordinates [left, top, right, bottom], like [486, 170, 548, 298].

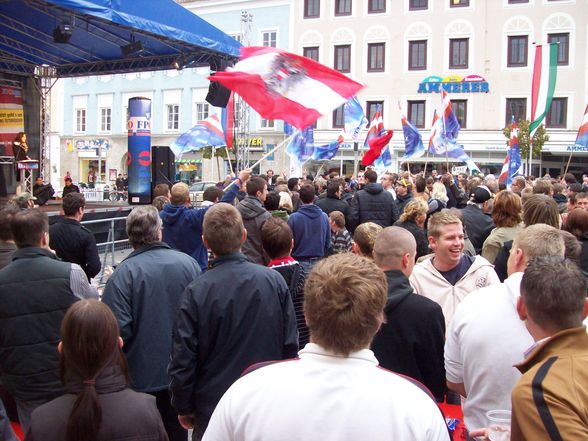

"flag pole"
[353, 141, 359, 179]
[563, 150, 573, 176]
[223, 131, 298, 191]
[440, 92, 450, 173]
[423, 151, 429, 177]
[225, 145, 234, 175]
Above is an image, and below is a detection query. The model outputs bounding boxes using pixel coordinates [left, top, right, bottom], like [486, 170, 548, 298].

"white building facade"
[294, 0, 587, 176]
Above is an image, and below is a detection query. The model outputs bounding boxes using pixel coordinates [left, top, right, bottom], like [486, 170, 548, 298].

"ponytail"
[66, 380, 102, 441]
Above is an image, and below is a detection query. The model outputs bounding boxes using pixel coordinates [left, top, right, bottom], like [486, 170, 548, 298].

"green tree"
[201, 146, 228, 159]
[502, 119, 549, 160]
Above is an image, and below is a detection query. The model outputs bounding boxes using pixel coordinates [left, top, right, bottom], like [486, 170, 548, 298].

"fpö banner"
[0, 85, 24, 155]
[127, 97, 151, 204]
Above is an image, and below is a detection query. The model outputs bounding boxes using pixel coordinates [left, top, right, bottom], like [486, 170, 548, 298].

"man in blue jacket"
[288, 182, 332, 273]
[169, 203, 298, 440]
[102, 205, 201, 441]
[160, 169, 250, 271]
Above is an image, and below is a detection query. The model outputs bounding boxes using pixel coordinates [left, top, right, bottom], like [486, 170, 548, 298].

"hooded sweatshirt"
[371, 269, 446, 401]
[288, 203, 331, 259]
[160, 182, 239, 271]
[409, 255, 500, 327]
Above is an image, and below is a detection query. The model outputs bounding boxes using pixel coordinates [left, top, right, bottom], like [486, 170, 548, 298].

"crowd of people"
[0, 164, 587, 441]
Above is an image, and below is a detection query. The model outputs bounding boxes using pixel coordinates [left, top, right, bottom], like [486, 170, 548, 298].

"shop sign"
[237, 137, 264, 146]
[418, 75, 489, 94]
[566, 144, 588, 152]
[76, 139, 109, 151]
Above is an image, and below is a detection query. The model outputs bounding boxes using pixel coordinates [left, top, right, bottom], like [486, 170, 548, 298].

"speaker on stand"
[151, 146, 175, 200]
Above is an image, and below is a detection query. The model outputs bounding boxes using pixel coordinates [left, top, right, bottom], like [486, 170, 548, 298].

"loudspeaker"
[205, 80, 231, 107]
[151, 146, 175, 189]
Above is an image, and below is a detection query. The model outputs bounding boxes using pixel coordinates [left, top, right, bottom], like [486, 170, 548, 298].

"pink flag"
[209, 46, 364, 129]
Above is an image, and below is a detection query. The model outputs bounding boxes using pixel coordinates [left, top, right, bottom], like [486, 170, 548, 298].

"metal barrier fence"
[81, 216, 132, 286]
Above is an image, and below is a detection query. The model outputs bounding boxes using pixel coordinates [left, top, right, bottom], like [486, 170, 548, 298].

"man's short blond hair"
[304, 253, 387, 356]
[203, 203, 244, 256]
[427, 210, 462, 238]
[512, 223, 565, 262]
[170, 182, 189, 205]
[353, 222, 383, 257]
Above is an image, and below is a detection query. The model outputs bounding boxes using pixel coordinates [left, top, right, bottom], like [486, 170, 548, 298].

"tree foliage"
[201, 146, 228, 160]
[502, 119, 549, 160]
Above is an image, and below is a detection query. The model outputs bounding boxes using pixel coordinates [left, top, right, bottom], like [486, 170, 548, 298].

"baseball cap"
[470, 185, 493, 203]
[13, 192, 36, 206]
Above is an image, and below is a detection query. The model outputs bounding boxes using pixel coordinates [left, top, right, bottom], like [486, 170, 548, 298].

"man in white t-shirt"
[202, 253, 450, 441]
[444, 224, 565, 432]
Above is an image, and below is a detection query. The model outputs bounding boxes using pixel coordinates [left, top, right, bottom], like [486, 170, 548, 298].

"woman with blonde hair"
[427, 182, 448, 217]
[25, 300, 167, 441]
[481, 190, 523, 264]
[394, 199, 430, 259]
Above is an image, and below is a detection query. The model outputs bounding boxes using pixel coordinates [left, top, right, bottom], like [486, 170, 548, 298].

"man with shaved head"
[371, 226, 447, 402]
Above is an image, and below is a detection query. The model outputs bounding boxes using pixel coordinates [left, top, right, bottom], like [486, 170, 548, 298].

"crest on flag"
[266, 55, 306, 97]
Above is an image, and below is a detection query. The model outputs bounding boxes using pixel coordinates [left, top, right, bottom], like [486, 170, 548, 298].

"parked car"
[189, 181, 217, 206]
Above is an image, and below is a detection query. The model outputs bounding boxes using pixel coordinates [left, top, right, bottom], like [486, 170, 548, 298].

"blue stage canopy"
[0, 0, 241, 77]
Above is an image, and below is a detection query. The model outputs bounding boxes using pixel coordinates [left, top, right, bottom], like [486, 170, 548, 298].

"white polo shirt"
[444, 272, 534, 431]
[203, 344, 450, 441]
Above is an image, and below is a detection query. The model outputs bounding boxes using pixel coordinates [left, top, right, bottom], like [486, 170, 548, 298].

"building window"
[334, 45, 351, 73]
[507, 36, 528, 67]
[304, 0, 320, 18]
[547, 33, 569, 66]
[450, 0, 469, 7]
[100, 108, 111, 132]
[261, 118, 275, 129]
[409, 0, 428, 10]
[367, 43, 385, 72]
[262, 31, 277, 48]
[546, 98, 567, 128]
[505, 98, 527, 126]
[452, 100, 467, 128]
[196, 103, 210, 121]
[366, 101, 383, 122]
[368, 0, 386, 13]
[76, 109, 86, 133]
[303, 46, 319, 61]
[508, 0, 529, 3]
[333, 105, 345, 128]
[335, 0, 352, 16]
[407, 101, 425, 128]
[449, 38, 468, 69]
[409, 40, 427, 70]
[167, 104, 179, 131]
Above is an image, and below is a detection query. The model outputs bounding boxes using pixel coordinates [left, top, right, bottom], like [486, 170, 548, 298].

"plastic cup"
[486, 410, 511, 441]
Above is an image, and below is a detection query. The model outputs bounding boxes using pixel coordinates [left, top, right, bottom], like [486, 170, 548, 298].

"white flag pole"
[223, 130, 299, 191]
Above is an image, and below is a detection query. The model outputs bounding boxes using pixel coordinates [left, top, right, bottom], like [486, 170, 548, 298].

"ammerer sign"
[418, 75, 489, 94]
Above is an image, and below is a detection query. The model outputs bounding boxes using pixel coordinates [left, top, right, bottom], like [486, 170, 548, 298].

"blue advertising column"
[127, 97, 152, 204]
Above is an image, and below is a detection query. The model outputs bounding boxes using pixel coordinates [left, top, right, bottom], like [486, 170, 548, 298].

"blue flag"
[286, 126, 315, 163]
[170, 114, 225, 158]
[344, 96, 368, 141]
[400, 115, 425, 161]
[312, 133, 344, 161]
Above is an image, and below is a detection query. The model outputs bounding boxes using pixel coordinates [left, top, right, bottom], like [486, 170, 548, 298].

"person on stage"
[12, 132, 31, 183]
[12, 132, 30, 161]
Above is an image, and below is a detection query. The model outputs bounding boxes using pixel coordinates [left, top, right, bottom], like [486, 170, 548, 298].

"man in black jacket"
[316, 180, 350, 222]
[0, 209, 97, 432]
[348, 169, 399, 233]
[49, 193, 101, 281]
[371, 226, 447, 402]
[169, 203, 298, 440]
[461, 185, 495, 255]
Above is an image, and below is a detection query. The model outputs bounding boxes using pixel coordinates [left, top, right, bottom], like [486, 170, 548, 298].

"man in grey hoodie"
[236, 176, 272, 265]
